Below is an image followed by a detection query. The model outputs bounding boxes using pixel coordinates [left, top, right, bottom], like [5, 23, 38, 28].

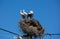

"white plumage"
[20, 10, 27, 15]
[23, 10, 27, 15]
[29, 10, 33, 14]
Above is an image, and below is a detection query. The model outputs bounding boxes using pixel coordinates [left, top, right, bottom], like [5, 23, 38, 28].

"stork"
[20, 10, 27, 20]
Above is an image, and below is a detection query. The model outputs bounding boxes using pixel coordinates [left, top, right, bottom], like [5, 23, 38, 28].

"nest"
[19, 19, 44, 37]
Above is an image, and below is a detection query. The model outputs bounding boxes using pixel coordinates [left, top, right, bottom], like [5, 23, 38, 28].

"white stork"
[20, 10, 27, 19]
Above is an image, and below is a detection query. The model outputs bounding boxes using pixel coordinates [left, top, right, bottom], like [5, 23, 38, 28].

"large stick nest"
[19, 19, 44, 37]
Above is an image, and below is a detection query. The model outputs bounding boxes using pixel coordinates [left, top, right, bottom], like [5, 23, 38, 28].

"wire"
[45, 33, 60, 35]
[0, 27, 60, 39]
[0, 28, 19, 36]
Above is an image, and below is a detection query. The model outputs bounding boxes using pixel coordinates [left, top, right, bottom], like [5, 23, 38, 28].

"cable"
[0, 28, 19, 36]
[45, 33, 60, 35]
[0, 27, 60, 39]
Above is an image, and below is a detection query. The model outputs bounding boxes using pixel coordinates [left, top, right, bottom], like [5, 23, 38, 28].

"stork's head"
[20, 10, 27, 19]
[28, 10, 34, 19]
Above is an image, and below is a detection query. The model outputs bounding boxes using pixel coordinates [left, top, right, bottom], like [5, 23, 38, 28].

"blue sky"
[0, 0, 60, 39]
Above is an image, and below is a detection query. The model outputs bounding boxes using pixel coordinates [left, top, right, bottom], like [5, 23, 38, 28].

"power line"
[0, 28, 19, 36]
[0, 27, 60, 37]
[45, 33, 60, 35]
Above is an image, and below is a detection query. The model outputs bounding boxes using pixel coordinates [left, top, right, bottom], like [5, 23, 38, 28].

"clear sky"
[0, 0, 60, 39]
